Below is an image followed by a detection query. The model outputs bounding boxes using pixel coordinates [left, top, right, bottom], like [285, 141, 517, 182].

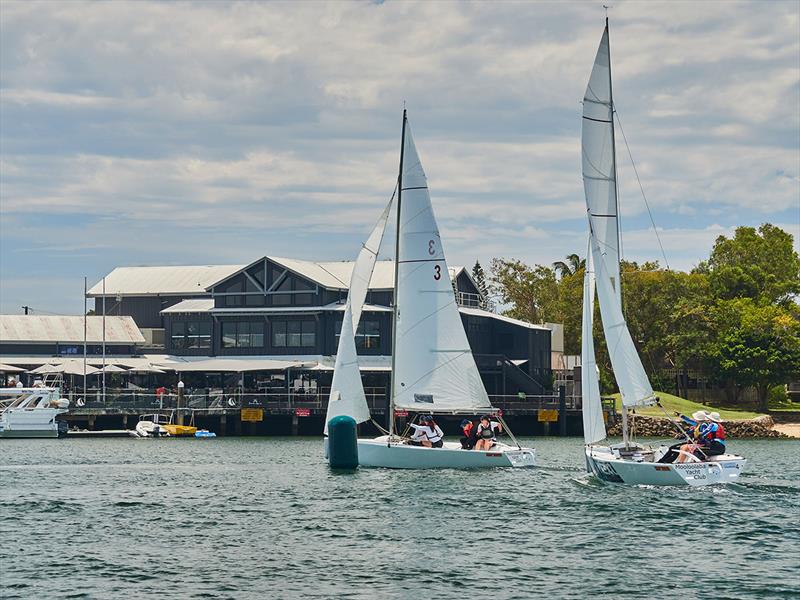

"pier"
[61, 388, 615, 436]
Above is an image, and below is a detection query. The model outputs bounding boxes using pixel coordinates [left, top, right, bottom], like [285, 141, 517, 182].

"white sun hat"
[691, 410, 710, 421]
[707, 412, 722, 423]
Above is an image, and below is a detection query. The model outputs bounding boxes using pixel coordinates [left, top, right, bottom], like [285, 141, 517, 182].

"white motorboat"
[0, 387, 70, 438]
[324, 110, 535, 469]
[578, 20, 745, 486]
[130, 414, 170, 438]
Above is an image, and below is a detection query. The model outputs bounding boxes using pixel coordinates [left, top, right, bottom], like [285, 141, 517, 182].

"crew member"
[408, 415, 444, 448]
[474, 414, 502, 451]
[459, 418, 476, 450]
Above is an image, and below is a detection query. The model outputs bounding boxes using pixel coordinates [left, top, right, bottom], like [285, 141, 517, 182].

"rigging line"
[614, 110, 671, 270]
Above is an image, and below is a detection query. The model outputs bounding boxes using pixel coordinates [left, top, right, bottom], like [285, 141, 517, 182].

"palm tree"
[552, 253, 585, 278]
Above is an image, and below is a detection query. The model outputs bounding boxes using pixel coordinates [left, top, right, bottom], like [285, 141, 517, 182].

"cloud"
[0, 0, 798, 314]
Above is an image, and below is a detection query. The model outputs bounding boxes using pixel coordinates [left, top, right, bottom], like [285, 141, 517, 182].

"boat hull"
[357, 437, 535, 469]
[585, 446, 746, 486]
[0, 409, 65, 439]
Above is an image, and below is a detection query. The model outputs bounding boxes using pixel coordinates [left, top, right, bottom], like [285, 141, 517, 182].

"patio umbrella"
[0, 363, 25, 372]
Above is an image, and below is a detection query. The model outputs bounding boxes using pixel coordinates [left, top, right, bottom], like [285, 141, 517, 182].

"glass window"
[173, 320, 211, 349]
[335, 319, 380, 349]
[272, 321, 287, 347]
[222, 322, 237, 348]
[225, 295, 243, 307]
[272, 320, 315, 347]
[301, 321, 315, 347]
[295, 278, 314, 291]
[245, 294, 264, 306]
[287, 321, 302, 347]
[294, 293, 313, 305]
[222, 321, 265, 348]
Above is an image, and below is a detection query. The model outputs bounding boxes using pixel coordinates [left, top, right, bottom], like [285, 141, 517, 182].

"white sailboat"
[580, 20, 745, 486]
[328, 110, 535, 469]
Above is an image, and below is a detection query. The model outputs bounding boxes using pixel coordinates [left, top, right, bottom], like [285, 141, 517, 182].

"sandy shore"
[773, 423, 800, 438]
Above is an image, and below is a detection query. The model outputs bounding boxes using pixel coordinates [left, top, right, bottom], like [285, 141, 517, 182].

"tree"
[709, 298, 800, 411]
[471, 260, 492, 310]
[699, 224, 800, 306]
[553, 253, 585, 279]
[490, 258, 560, 324]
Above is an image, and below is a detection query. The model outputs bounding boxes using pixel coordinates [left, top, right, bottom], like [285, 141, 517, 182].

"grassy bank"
[611, 391, 765, 421]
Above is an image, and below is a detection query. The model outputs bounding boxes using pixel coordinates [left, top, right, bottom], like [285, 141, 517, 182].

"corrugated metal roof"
[160, 299, 215, 314]
[458, 307, 551, 330]
[0, 315, 146, 344]
[87, 265, 244, 297]
[89, 259, 468, 298]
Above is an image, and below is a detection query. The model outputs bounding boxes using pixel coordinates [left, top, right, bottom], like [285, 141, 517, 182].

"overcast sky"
[1, 0, 798, 315]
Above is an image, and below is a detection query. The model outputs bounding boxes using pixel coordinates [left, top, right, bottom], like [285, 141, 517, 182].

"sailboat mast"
[388, 109, 407, 440]
[606, 18, 630, 447]
[606, 18, 622, 307]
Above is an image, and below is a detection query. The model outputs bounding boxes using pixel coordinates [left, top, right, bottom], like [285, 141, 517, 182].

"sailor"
[459, 418, 477, 450]
[408, 415, 444, 448]
[675, 411, 710, 463]
[474, 414, 502, 451]
[698, 412, 726, 457]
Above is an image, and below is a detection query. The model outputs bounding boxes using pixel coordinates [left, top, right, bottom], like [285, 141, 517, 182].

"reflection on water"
[1, 437, 798, 599]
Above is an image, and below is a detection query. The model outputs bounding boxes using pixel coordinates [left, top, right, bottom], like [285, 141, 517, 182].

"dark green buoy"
[328, 415, 359, 469]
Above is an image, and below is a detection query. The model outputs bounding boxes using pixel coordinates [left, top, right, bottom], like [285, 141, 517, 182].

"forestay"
[590, 236, 655, 408]
[392, 122, 492, 412]
[324, 199, 393, 433]
[582, 24, 621, 306]
[581, 241, 606, 444]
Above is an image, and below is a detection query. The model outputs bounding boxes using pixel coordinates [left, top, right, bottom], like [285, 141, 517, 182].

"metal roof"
[458, 307, 551, 330]
[0, 315, 146, 344]
[87, 265, 244, 297]
[89, 259, 469, 298]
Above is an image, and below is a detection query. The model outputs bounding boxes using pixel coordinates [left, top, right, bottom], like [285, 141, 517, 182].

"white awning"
[154, 357, 317, 372]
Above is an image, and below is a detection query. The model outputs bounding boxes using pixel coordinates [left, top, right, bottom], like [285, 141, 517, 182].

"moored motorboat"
[578, 20, 745, 485]
[130, 414, 170, 438]
[0, 387, 70, 438]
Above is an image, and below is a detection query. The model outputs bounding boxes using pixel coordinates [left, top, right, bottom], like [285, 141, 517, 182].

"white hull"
[357, 437, 535, 469]
[585, 445, 746, 486]
[130, 421, 170, 438]
[0, 387, 69, 439]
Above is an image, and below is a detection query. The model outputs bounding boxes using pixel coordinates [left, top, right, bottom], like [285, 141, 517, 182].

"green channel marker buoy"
[328, 415, 358, 469]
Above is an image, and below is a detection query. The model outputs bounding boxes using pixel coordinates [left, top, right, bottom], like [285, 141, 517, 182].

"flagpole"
[83, 277, 87, 399]
[102, 276, 106, 403]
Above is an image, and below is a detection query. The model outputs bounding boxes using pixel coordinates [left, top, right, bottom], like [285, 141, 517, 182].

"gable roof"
[0, 315, 146, 344]
[87, 265, 244, 297]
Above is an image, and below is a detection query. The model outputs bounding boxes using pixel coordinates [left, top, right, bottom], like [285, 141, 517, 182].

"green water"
[1, 437, 798, 599]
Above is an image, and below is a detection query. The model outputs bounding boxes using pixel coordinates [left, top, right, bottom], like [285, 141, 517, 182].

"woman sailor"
[408, 415, 444, 448]
[474, 415, 502, 451]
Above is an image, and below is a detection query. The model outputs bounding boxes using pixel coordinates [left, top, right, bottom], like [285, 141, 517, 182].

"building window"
[272, 320, 316, 348]
[335, 319, 381, 349]
[221, 321, 265, 348]
[172, 321, 211, 349]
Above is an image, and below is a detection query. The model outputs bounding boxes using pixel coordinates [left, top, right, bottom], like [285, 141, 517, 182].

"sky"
[1, 0, 798, 315]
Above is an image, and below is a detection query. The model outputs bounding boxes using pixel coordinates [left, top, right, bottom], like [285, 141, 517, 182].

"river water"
[1, 437, 798, 599]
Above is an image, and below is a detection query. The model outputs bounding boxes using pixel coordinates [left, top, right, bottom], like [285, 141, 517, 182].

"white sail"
[324, 199, 393, 433]
[349, 199, 393, 331]
[581, 242, 606, 444]
[392, 121, 492, 412]
[582, 24, 621, 306]
[324, 301, 372, 433]
[591, 236, 655, 408]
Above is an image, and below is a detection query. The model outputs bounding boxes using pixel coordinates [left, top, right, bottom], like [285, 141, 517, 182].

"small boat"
[325, 110, 535, 469]
[579, 20, 745, 486]
[162, 424, 198, 437]
[0, 386, 70, 438]
[130, 414, 170, 438]
[194, 430, 216, 438]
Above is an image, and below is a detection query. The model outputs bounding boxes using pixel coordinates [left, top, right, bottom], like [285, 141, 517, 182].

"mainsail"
[324, 198, 393, 433]
[582, 23, 621, 306]
[591, 235, 655, 408]
[581, 242, 606, 444]
[392, 117, 492, 412]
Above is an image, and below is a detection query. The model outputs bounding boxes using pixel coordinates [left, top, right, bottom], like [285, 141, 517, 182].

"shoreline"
[772, 423, 800, 438]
